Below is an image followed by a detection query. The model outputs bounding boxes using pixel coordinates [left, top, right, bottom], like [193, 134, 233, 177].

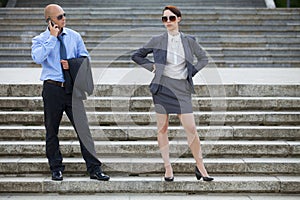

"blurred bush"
[274, 0, 300, 7]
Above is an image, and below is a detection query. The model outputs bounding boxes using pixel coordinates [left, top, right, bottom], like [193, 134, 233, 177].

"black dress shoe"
[90, 171, 110, 181]
[195, 166, 213, 181]
[52, 171, 63, 181]
[164, 176, 174, 182]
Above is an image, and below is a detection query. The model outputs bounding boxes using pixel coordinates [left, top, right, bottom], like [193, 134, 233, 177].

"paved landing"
[0, 68, 299, 85]
[0, 193, 300, 200]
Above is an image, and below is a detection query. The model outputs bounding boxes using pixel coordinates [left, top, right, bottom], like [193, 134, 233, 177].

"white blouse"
[163, 32, 187, 79]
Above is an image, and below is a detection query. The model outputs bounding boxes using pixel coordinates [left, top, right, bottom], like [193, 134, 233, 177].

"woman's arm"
[131, 37, 156, 72]
[189, 37, 209, 76]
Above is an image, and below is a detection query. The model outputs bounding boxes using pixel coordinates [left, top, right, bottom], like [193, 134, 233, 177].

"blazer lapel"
[181, 33, 193, 65]
[160, 32, 168, 65]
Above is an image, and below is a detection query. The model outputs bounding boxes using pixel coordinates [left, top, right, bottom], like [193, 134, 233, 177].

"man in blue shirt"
[31, 4, 110, 181]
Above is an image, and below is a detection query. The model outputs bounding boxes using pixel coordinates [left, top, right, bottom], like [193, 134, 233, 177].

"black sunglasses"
[162, 15, 177, 23]
[56, 13, 66, 20]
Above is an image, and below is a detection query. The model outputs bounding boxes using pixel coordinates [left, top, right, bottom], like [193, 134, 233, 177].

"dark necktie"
[58, 34, 67, 59]
[58, 34, 73, 94]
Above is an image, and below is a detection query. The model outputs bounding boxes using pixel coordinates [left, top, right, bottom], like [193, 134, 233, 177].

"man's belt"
[44, 80, 65, 87]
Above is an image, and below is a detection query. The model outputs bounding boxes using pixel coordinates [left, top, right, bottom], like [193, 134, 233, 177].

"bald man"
[31, 4, 110, 181]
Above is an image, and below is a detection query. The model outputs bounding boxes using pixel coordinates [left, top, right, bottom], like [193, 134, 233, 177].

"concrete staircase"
[0, 67, 299, 194]
[0, 0, 300, 195]
[13, 0, 267, 8]
[0, 4, 300, 68]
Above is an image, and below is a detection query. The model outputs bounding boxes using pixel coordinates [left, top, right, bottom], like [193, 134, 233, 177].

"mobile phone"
[46, 17, 54, 27]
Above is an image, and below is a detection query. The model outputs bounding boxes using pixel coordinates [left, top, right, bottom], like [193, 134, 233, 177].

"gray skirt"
[152, 75, 193, 114]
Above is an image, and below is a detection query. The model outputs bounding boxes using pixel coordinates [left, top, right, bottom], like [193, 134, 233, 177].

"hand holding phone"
[46, 17, 54, 27]
[46, 17, 59, 37]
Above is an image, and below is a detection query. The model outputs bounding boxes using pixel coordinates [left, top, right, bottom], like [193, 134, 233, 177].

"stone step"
[0, 97, 299, 111]
[1, 39, 300, 49]
[1, 24, 299, 32]
[1, 60, 300, 68]
[2, 50, 300, 59]
[23, 31, 300, 40]
[2, 8, 299, 16]
[1, 16, 299, 26]
[2, 16, 300, 26]
[1, 157, 299, 175]
[4, 83, 300, 97]
[2, 194, 300, 200]
[91, 45, 300, 52]
[2, 7, 299, 15]
[0, 16, 291, 23]
[89, 55, 300, 62]
[0, 44, 300, 52]
[0, 12, 300, 19]
[2, 8, 300, 15]
[1, 68, 299, 97]
[1, 36, 300, 46]
[79, 31, 300, 39]
[2, 13, 300, 21]
[2, 53, 300, 62]
[0, 111, 299, 126]
[2, 35, 300, 45]
[2, 50, 300, 60]
[0, 175, 299, 193]
[96, 38, 296, 49]
[1, 15, 299, 23]
[0, 140, 299, 157]
[16, 3, 267, 8]
[2, 43, 300, 54]
[2, 18, 300, 26]
[14, 0, 267, 8]
[0, 125, 299, 141]
[1, 30, 299, 40]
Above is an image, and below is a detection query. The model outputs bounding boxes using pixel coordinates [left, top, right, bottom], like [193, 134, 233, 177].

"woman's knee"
[157, 124, 168, 134]
[184, 123, 197, 134]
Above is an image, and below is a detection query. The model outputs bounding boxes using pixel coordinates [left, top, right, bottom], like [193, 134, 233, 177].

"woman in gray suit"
[131, 5, 213, 182]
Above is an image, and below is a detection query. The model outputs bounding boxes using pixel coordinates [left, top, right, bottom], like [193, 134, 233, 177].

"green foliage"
[274, 0, 300, 7]
[0, 0, 7, 7]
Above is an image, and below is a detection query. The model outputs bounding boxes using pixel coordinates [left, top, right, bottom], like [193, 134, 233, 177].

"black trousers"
[42, 81, 101, 174]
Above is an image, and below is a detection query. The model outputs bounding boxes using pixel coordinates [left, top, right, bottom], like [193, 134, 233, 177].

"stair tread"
[0, 140, 299, 145]
[0, 125, 298, 141]
[1, 96, 300, 100]
[0, 125, 298, 128]
[1, 110, 299, 114]
[1, 157, 299, 163]
[0, 175, 299, 184]
[0, 175, 299, 194]
[0, 194, 299, 200]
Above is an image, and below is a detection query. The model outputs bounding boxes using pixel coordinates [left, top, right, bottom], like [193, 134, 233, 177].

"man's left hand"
[61, 60, 69, 70]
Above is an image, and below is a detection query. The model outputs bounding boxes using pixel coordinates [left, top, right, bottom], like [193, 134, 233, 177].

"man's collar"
[61, 28, 67, 35]
[59, 28, 67, 36]
[45, 27, 67, 36]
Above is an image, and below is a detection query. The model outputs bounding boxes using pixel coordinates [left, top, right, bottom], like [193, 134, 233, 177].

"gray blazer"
[68, 57, 94, 100]
[131, 32, 208, 94]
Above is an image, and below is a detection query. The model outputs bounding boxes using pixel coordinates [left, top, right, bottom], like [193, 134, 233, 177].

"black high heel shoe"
[164, 176, 174, 182]
[195, 166, 214, 181]
[164, 165, 174, 182]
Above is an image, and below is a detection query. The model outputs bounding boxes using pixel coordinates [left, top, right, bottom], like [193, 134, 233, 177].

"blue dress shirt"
[31, 27, 89, 82]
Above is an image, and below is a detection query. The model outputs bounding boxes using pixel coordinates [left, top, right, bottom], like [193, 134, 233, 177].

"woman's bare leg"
[178, 113, 210, 177]
[156, 113, 173, 178]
